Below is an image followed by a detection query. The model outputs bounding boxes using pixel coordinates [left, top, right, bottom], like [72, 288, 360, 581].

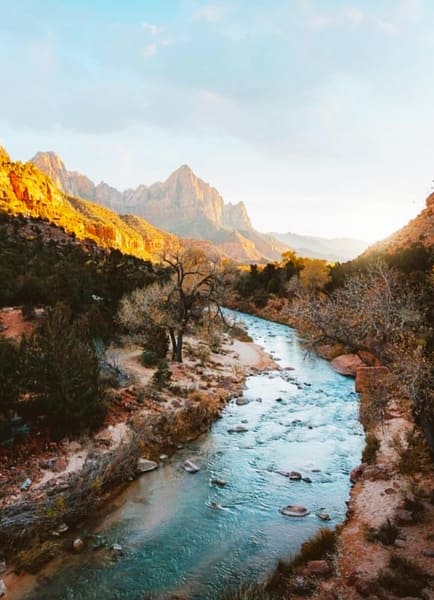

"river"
[27, 310, 363, 600]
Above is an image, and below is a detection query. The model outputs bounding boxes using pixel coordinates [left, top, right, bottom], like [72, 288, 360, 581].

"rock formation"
[31, 152, 287, 262]
[0, 147, 178, 262]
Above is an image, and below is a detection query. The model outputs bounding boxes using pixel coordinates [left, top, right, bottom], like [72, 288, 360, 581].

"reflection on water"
[28, 310, 363, 600]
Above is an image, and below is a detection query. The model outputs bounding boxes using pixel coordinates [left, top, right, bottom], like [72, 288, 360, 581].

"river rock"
[302, 477, 312, 483]
[183, 459, 200, 473]
[350, 463, 367, 483]
[235, 397, 249, 405]
[52, 457, 68, 473]
[396, 509, 414, 525]
[73, 538, 84, 552]
[317, 512, 331, 521]
[330, 354, 365, 377]
[289, 471, 302, 481]
[20, 477, 32, 491]
[110, 543, 123, 553]
[56, 522, 69, 534]
[228, 425, 248, 433]
[159, 454, 169, 460]
[0, 579, 6, 597]
[136, 458, 158, 473]
[211, 479, 227, 487]
[280, 505, 310, 517]
[304, 560, 331, 576]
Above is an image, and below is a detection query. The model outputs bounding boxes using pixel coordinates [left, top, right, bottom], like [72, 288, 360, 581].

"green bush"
[362, 433, 380, 464]
[141, 350, 159, 367]
[152, 360, 172, 389]
[22, 304, 106, 435]
[0, 336, 21, 412]
[143, 324, 169, 360]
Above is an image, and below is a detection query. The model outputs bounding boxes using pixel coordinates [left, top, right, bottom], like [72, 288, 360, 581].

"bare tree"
[290, 261, 421, 363]
[118, 247, 223, 362]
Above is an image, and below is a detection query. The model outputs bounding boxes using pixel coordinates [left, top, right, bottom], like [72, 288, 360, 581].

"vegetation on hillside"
[0, 212, 162, 442]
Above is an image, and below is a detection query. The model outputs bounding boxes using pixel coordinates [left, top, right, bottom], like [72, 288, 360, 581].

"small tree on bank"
[118, 248, 223, 362]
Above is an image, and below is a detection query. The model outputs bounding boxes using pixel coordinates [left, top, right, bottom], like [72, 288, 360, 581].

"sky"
[1, 0, 433, 242]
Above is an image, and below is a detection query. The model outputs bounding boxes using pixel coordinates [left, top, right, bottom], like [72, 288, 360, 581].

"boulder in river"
[279, 505, 310, 517]
[317, 512, 331, 521]
[228, 425, 249, 433]
[330, 354, 365, 377]
[136, 458, 158, 474]
[183, 459, 200, 473]
[289, 471, 302, 481]
[235, 397, 249, 405]
[211, 479, 227, 487]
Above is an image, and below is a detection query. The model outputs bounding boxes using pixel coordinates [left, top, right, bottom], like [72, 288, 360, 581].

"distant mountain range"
[30, 151, 367, 262]
[270, 232, 368, 262]
[31, 152, 286, 263]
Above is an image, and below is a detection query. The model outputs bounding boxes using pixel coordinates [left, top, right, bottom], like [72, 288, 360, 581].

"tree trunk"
[175, 330, 183, 362]
[168, 328, 177, 361]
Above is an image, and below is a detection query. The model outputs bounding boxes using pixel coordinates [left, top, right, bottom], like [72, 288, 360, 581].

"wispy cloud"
[142, 22, 161, 36]
[144, 43, 158, 58]
[192, 3, 228, 23]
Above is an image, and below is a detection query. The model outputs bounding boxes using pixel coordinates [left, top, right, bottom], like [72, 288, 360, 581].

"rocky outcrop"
[30, 152, 288, 262]
[330, 354, 366, 377]
[0, 147, 177, 262]
[222, 201, 252, 230]
[0, 146, 10, 164]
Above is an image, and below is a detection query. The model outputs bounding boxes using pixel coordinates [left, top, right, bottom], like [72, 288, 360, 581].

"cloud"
[344, 6, 365, 25]
[142, 22, 161, 36]
[192, 3, 228, 23]
[144, 43, 158, 58]
[396, 0, 422, 21]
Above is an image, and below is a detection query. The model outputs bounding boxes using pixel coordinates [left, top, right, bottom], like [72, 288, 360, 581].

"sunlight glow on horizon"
[1, 0, 433, 243]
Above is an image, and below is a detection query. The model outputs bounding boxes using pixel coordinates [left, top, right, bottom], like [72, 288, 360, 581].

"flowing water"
[27, 311, 363, 600]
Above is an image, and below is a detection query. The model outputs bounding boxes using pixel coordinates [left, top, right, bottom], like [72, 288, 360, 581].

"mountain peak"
[167, 164, 197, 182]
[0, 145, 11, 163]
[31, 151, 67, 173]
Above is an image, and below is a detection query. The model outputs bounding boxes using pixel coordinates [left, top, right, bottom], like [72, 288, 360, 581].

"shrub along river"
[28, 310, 364, 600]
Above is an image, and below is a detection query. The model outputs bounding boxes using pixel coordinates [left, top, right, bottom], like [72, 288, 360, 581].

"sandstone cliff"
[0, 149, 178, 262]
[30, 152, 286, 262]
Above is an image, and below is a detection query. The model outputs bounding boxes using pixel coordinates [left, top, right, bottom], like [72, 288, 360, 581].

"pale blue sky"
[1, 0, 433, 241]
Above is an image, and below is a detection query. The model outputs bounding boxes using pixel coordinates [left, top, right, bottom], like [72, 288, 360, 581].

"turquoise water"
[28, 311, 363, 600]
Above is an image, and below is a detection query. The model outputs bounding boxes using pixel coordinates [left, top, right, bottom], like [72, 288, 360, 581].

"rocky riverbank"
[0, 331, 276, 599]
[224, 302, 434, 599]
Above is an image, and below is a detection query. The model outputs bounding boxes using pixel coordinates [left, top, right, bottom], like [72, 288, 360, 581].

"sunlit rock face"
[0, 147, 178, 262]
[366, 192, 434, 254]
[31, 152, 287, 261]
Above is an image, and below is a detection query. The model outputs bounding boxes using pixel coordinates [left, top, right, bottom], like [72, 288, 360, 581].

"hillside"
[0, 146, 180, 263]
[367, 192, 434, 255]
[31, 152, 288, 262]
